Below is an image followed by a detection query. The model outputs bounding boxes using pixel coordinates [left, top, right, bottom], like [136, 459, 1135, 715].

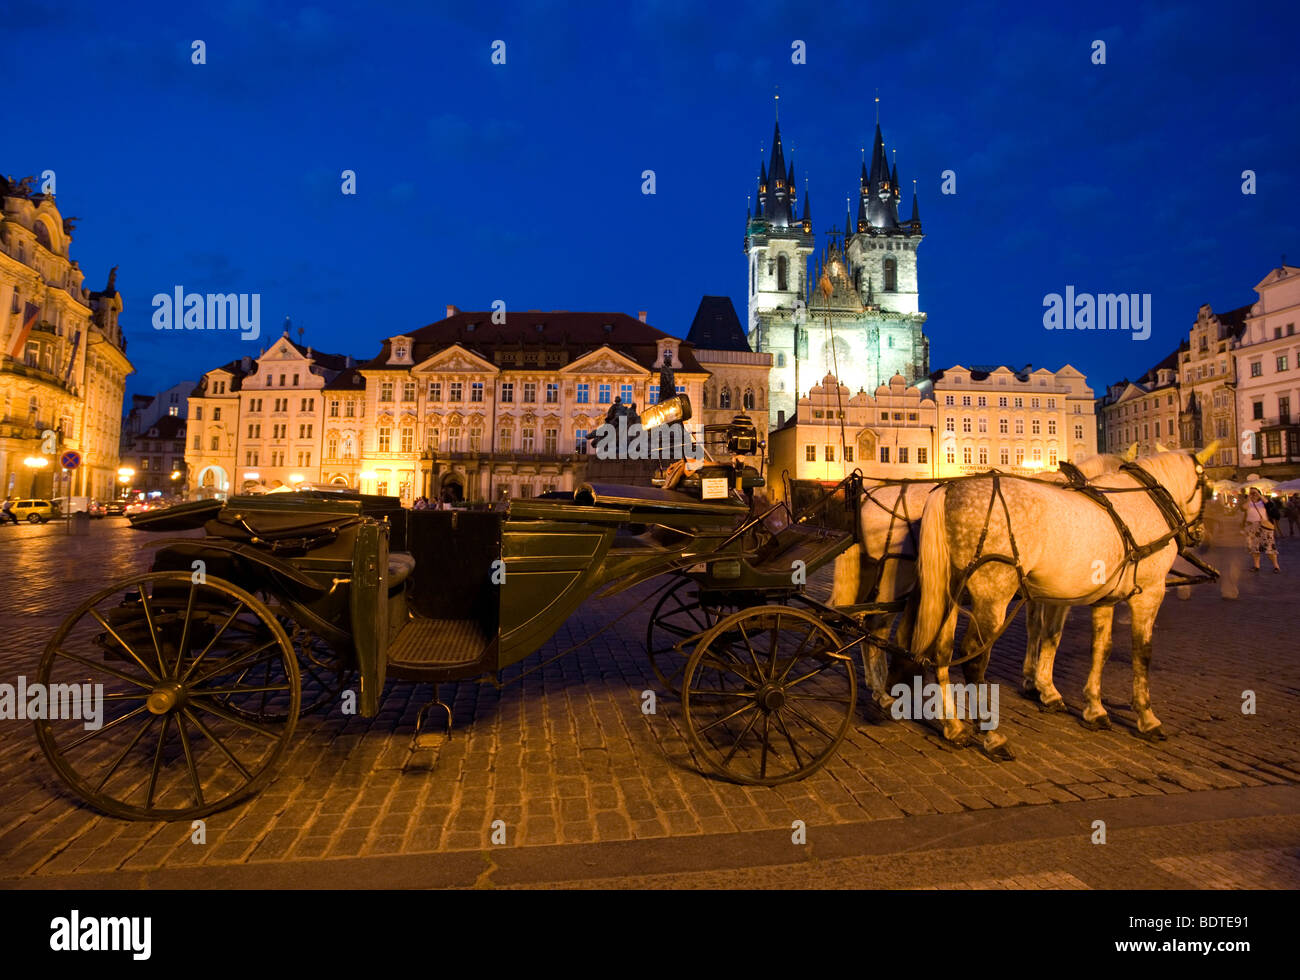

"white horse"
[910, 448, 1211, 751]
[828, 451, 1133, 707]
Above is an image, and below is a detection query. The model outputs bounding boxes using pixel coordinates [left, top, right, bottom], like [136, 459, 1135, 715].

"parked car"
[11, 499, 57, 523]
[87, 500, 107, 518]
[103, 500, 126, 516]
[51, 496, 94, 516]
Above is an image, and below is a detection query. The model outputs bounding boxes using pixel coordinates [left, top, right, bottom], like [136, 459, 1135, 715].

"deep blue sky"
[10, 0, 1298, 400]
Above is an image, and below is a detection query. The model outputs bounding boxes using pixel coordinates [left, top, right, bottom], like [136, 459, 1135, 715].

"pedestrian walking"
[1286, 494, 1300, 537]
[0, 498, 16, 525]
[1241, 487, 1281, 573]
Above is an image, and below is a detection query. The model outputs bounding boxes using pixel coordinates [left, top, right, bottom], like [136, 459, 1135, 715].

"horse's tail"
[911, 484, 952, 662]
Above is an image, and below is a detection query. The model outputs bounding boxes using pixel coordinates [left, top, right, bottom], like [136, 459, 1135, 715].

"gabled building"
[1237, 263, 1300, 478]
[1177, 302, 1249, 477]
[928, 363, 1096, 475]
[186, 357, 250, 498]
[1097, 347, 1182, 459]
[769, 372, 937, 486]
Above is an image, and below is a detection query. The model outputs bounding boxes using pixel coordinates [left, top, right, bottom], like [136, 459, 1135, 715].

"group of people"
[410, 496, 451, 510]
[1238, 489, 1298, 573]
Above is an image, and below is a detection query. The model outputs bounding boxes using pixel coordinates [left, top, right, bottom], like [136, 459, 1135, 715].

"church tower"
[746, 107, 929, 429]
[745, 110, 814, 427]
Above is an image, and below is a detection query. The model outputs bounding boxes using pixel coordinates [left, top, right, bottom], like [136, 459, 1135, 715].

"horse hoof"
[982, 727, 1013, 759]
[944, 728, 974, 748]
[1137, 725, 1167, 742]
[1038, 698, 1067, 714]
[1080, 715, 1111, 731]
[873, 692, 897, 711]
[1019, 683, 1039, 701]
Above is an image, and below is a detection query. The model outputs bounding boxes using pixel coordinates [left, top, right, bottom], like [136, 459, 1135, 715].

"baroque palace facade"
[0, 176, 131, 500]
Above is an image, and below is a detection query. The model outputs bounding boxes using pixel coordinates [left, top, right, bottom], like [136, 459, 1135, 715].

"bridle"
[1119, 452, 1208, 552]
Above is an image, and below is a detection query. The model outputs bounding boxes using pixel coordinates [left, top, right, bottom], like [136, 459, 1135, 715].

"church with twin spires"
[745, 111, 930, 427]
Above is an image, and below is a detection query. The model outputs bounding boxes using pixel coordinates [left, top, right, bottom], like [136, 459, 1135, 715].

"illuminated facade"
[0, 178, 131, 500]
[745, 117, 929, 428]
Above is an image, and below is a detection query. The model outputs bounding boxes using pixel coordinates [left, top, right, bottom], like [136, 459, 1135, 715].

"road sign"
[60, 450, 81, 470]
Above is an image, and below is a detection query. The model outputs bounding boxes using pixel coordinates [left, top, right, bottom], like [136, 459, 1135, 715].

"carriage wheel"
[645, 578, 739, 696]
[34, 572, 299, 820]
[682, 605, 855, 786]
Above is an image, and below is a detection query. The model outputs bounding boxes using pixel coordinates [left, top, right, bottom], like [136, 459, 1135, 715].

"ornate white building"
[1237, 263, 1300, 478]
[745, 117, 929, 428]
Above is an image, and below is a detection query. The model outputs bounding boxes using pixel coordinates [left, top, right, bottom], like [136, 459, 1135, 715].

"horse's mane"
[1128, 450, 1196, 499]
[1073, 453, 1125, 479]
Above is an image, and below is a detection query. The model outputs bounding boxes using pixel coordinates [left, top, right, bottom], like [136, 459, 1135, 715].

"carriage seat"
[388, 551, 415, 589]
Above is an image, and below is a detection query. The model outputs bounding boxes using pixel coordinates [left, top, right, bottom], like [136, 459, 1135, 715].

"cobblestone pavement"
[1, 518, 1297, 885]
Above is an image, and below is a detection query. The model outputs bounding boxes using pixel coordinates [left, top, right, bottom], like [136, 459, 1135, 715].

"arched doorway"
[330, 475, 350, 488]
[439, 473, 464, 504]
[195, 465, 230, 499]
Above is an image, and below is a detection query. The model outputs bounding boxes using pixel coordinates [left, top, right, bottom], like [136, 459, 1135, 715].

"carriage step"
[387, 617, 489, 668]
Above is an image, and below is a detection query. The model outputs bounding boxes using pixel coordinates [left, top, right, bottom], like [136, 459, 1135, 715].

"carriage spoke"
[773, 626, 816, 684]
[785, 693, 854, 704]
[784, 702, 840, 743]
[195, 684, 291, 696]
[771, 711, 810, 768]
[181, 708, 253, 781]
[172, 582, 200, 678]
[60, 704, 150, 753]
[765, 614, 781, 680]
[693, 701, 758, 735]
[719, 709, 763, 768]
[189, 639, 279, 688]
[187, 696, 282, 740]
[88, 610, 159, 683]
[759, 714, 771, 780]
[175, 713, 205, 808]
[94, 714, 157, 793]
[137, 589, 168, 678]
[180, 602, 249, 683]
[145, 714, 172, 810]
[737, 621, 764, 676]
[783, 659, 837, 689]
[50, 648, 153, 690]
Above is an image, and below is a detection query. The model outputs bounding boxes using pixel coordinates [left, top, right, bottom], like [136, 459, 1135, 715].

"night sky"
[10, 0, 1298, 400]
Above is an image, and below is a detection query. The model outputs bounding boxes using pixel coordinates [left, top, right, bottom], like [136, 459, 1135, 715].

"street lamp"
[24, 456, 48, 496]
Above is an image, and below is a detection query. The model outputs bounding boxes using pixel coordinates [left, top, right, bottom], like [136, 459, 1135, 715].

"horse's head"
[1128, 443, 1217, 545]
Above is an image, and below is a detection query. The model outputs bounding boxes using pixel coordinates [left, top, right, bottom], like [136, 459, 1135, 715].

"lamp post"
[117, 466, 134, 500]
[24, 456, 48, 497]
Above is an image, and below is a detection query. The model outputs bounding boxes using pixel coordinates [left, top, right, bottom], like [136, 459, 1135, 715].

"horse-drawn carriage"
[33, 395, 1218, 820]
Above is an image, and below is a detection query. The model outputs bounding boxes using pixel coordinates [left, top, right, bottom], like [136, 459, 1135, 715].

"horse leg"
[1032, 605, 1070, 712]
[963, 586, 1016, 758]
[931, 600, 970, 745]
[830, 544, 861, 608]
[1128, 590, 1166, 739]
[1021, 602, 1042, 698]
[1081, 606, 1115, 729]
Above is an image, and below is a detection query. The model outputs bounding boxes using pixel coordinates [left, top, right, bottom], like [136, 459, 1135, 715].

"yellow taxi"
[8, 499, 57, 523]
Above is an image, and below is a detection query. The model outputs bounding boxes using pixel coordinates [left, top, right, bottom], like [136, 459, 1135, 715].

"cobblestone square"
[1, 518, 1297, 888]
